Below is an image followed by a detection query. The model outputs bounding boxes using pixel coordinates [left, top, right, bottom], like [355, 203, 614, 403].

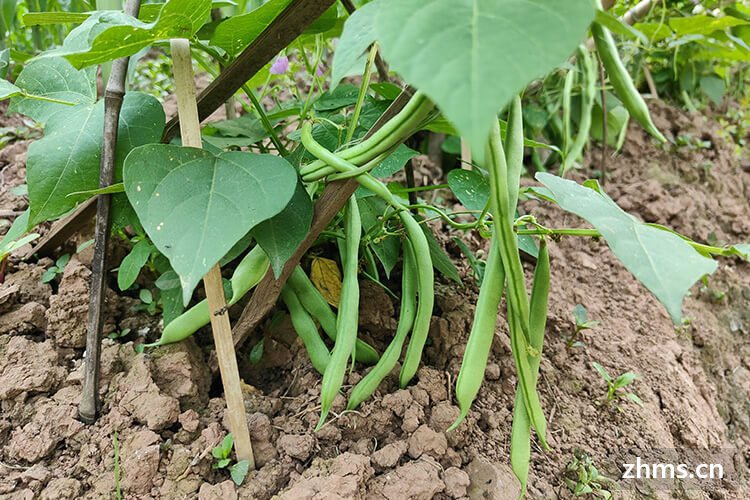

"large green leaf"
[124, 145, 297, 304]
[669, 15, 748, 37]
[26, 92, 165, 227]
[211, 0, 292, 58]
[38, 0, 211, 69]
[332, 0, 594, 163]
[251, 180, 313, 278]
[7, 57, 96, 123]
[536, 173, 717, 323]
[447, 169, 489, 211]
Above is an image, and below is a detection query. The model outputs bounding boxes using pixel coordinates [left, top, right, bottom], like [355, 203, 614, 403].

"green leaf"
[0, 49, 9, 79]
[0, 232, 38, 261]
[221, 433, 233, 455]
[733, 244, 750, 259]
[613, 372, 639, 390]
[370, 144, 418, 178]
[160, 287, 184, 326]
[304, 4, 338, 34]
[56, 254, 71, 269]
[420, 221, 461, 284]
[592, 362, 611, 384]
[118, 240, 154, 291]
[229, 460, 250, 485]
[8, 57, 96, 123]
[314, 84, 360, 111]
[41, 267, 58, 283]
[249, 338, 264, 364]
[155, 270, 181, 290]
[39, 0, 212, 69]
[251, 180, 313, 278]
[537, 173, 718, 323]
[573, 303, 588, 325]
[0, 79, 22, 100]
[358, 196, 400, 278]
[211, 0, 293, 59]
[66, 183, 125, 198]
[624, 393, 644, 407]
[22, 11, 90, 26]
[446, 169, 489, 211]
[123, 145, 297, 305]
[332, 0, 594, 163]
[594, 9, 648, 45]
[670, 15, 748, 37]
[26, 92, 165, 226]
[699, 74, 725, 104]
[0, 210, 30, 252]
[369, 81, 402, 100]
[139, 288, 153, 304]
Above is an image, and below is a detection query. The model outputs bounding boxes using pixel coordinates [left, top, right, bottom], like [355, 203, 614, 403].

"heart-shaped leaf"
[536, 173, 717, 323]
[332, 0, 594, 162]
[124, 145, 297, 304]
[8, 57, 96, 122]
[26, 92, 165, 226]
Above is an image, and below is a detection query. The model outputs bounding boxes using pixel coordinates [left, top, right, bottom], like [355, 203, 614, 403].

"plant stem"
[170, 38, 255, 471]
[22, 93, 78, 106]
[241, 84, 287, 155]
[344, 43, 378, 146]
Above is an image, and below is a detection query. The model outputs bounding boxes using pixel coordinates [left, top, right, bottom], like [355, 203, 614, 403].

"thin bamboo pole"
[79, 0, 142, 424]
[169, 38, 255, 469]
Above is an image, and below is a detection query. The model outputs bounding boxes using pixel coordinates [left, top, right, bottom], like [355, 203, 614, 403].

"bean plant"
[0, 0, 748, 496]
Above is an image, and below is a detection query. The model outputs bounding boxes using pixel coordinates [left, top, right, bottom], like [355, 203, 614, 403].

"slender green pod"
[300, 122, 434, 389]
[300, 92, 435, 180]
[448, 238, 505, 431]
[317, 196, 361, 429]
[396, 213, 434, 388]
[505, 94, 524, 215]
[347, 240, 418, 410]
[287, 266, 379, 365]
[281, 286, 330, 375]
[487, 120, 548, 449]
[562, 68, 575, 156]
[142, 245, 269, 348]
[486, 121, 531, 342]
[561, 46, 596, 176]
[510, 239, 550, 498]
[591, 3, 666, 143]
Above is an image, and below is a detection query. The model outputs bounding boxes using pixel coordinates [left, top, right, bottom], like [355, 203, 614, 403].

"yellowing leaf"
[310, 257, 342, 307]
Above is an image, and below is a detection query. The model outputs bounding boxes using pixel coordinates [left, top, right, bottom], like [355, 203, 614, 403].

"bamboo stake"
[79, 0, 142, 424]
[169, 38, 255, 469]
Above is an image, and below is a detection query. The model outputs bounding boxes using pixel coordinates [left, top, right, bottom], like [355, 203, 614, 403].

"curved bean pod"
[561, 46, 596, 176]
[510, 239, 550, 498]
[287, 266, 379, 365]
[281, 286, 330, 375]
[592, 2, 666, 143]
[317, 196, 361, 430]
[141, 245, 269, 348]
[347, 240, 418, 410]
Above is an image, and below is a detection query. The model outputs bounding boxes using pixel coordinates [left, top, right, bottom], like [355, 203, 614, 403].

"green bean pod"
[348, 240, 418, 410]
[591, 5, 666, 143]
[281, 286, 330, 375]
[317, 196, 361, 430]
[448, 237, 505, 431]
[562, 68, 575, 157]
[505, 94, 524, 217]
[510, 239, 550, 498]
[300, 92, 435, 180]
[287, 266, 379, 365]
[300, 122, 434, 389]
[487, 120, 548, 449]
[141, 245, 269, 348]
[561, 46, 597, 176]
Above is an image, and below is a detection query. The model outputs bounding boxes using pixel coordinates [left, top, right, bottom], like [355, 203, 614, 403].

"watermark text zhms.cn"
[622, 456, 723, 480]
[615, 448, 745, 493]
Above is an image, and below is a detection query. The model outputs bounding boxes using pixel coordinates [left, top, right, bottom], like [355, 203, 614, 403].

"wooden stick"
[231, 86, 416, 348]
[162, 0, 335, 142]
[170, 38, 255, 469]
[79, 0, 142, 424]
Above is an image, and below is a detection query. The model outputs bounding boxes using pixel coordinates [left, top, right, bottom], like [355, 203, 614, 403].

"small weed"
[592, 362, 643, 412]
[565, 304, 599, 348]
[564, 449, 616, 498]
[107, 328, 132, 340]
[211, 433, 250, 486]
[41, 254, 70, 283]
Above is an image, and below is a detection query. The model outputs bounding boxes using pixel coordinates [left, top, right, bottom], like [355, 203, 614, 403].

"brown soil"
[0, 101, 748, 500]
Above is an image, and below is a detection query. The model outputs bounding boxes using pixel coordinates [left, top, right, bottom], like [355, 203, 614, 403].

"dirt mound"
[0, 100, 748, 499]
